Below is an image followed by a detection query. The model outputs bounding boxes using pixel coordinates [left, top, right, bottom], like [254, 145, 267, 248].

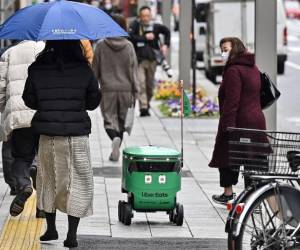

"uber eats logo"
[144, 175, 166, 184]
[142, 192, 168, 198]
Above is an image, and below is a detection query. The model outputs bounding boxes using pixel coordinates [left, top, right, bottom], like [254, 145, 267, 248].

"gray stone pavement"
[0, 71, 246, 249]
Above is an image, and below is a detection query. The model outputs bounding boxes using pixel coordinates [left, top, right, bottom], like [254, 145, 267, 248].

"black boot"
[40, 212, 58, 241]
[64, 215, 80, 248]
[140, 108, 150, 117]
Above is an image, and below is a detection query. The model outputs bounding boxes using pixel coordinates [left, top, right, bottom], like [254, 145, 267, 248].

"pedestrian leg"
[10, 128, 37, 216]
[40, 212, 58, 241]
[11, 128, 37, 191]
[35, 156, 45, 218]
[101, 92, 121, 161]
[105, 129, 119, 141]
[105, 128, 121, 161]
[211, 168, 238, 205]
[2, 139, 17, 194]
[145, 60, 157, 111]
[118, 91, 132, 141]
[138, 61, 149, 115]
[64, 215, 80, 248]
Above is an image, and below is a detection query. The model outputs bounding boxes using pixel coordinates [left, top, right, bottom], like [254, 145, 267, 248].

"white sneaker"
[109, 137, 121, 161]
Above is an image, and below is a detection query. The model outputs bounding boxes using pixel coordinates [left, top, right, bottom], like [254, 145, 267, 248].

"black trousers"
[219, 168, 251, 188]
[219, 168, 239, 188]
[11, 128, 39, 191]
[2, 139, 16, 189]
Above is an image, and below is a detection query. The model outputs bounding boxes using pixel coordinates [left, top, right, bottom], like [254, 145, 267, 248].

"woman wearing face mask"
[209, 37, 266, 205]
[100, 0, 122, 15]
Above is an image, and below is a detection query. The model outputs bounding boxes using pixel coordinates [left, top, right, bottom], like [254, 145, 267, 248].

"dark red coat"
[209, 53, 266, 169]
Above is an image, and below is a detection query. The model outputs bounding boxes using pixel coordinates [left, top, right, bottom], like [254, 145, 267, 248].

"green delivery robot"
[118, 146, 184, 226]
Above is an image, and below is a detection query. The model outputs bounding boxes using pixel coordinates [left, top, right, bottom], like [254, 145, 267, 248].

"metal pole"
[255, 0, 277, 130]
[161, 0, 171, 63]
[179, 0, 192, 89]
[191, 0, 196, 109]
[180, 80, 184, 167]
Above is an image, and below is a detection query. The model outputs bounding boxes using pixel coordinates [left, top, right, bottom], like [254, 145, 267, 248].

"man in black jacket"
[129, 5, 170, 116]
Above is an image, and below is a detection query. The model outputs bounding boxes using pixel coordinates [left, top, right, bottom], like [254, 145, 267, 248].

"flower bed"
[155, 80, 219, 118]
[154, 80, 181, 100]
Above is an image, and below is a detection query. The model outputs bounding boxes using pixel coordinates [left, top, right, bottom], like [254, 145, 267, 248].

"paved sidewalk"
[0, 71, 244, 250]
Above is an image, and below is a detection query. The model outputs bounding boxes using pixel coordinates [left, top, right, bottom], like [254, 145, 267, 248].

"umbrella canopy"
[0, 0, 127, 41]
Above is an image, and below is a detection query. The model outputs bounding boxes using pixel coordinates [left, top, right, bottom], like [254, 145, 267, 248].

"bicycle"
[225, 128, 300, 250]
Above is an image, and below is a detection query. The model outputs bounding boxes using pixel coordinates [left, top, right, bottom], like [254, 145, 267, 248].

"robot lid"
[123, 146, 181, 159]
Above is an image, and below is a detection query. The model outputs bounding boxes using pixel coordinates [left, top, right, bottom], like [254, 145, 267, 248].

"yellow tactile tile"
[0, 191, 45, 250]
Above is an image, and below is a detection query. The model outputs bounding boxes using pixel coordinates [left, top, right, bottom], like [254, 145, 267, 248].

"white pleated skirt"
[37, 135, 93, 218]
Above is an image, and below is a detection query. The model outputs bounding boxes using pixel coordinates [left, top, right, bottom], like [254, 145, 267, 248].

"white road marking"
[286, 61, 300, 71]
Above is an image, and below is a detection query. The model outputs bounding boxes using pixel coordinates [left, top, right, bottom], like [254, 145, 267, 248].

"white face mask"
[105, 3, 112, 9]
[221, 51, 230, 62]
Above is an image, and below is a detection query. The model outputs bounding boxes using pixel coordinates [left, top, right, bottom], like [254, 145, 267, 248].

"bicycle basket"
[228, 127, 300, 176]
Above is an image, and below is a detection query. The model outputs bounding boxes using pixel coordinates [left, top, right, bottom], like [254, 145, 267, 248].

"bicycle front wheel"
[233, 189, 295, 250]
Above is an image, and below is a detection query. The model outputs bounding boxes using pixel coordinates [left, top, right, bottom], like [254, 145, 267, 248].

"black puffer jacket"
[22, 62, 101, 136]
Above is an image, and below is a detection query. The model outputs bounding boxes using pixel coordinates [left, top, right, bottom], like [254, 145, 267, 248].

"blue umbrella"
[0, 0, 127, 40]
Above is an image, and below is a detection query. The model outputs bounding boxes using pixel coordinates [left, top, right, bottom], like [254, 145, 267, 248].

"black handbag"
[260, 72, 281, 109]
